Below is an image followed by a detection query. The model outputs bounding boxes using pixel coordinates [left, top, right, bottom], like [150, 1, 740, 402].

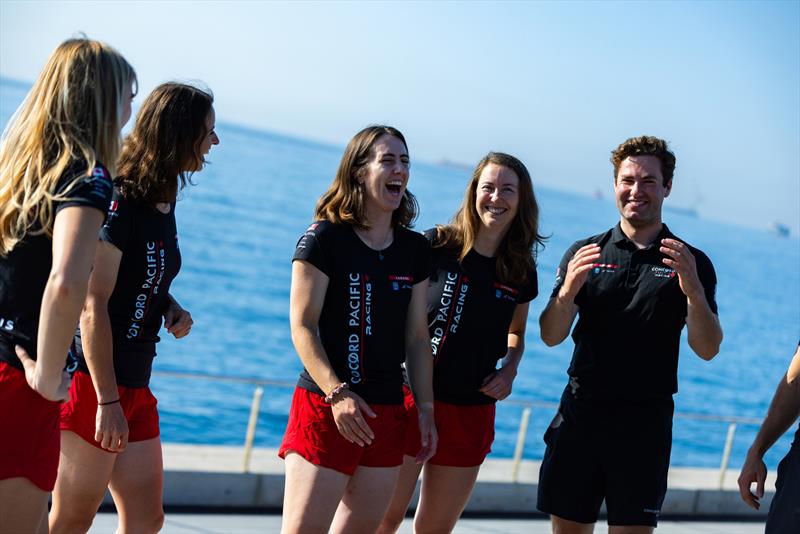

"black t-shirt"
[0, 162, 113, 368]
[424, 229, 538, 405]
[74, 190, 181, 387]
[552, 223, 718, 401]
[292, 221, 431, 404]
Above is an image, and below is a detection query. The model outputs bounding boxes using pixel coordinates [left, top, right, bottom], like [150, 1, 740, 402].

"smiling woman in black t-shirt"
[0, 38, 135, 533]
[49, 83, 219, 534]
[279, 125, 437, 534]
[379, 152, 545, 534]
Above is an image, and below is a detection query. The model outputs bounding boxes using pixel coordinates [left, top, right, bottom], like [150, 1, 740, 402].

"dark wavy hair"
[116, 82, 213, 204]
[436, 152, 544, 286]
[611, 135, 676, 186]
[314, 125, 418, 229]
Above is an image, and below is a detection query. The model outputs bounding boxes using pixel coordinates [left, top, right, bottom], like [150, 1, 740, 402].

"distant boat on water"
[770, 221, 791, 238]
[436, 158, 472, 172]
[664, 204, 699, 218]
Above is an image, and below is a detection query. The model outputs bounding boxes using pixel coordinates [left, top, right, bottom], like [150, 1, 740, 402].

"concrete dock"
[79, 442, 774, 532]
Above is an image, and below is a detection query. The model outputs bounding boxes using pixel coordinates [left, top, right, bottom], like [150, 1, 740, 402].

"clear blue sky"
[1, 0, 798, 233]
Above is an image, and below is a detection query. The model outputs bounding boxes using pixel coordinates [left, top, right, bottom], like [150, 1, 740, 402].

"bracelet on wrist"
[324, 382, 349, 404]
[98, 398, 120, 406]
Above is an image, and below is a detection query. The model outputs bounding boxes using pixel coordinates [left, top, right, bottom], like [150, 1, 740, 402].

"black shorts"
[537, 394, 673, 527]
[765, 435, 800, 534]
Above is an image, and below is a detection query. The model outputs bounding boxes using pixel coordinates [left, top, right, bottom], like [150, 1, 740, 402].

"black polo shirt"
[552, 223, 718, 401]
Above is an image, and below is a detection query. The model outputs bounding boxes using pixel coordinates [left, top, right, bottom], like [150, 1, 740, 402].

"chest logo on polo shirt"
[650, 266, 676, 278]
[591, 262, 619, 274]
[388, 274, 413, 291]
[493, 282, 518, 302]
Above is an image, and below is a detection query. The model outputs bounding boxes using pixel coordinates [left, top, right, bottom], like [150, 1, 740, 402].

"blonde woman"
[0, 38, 135, 533]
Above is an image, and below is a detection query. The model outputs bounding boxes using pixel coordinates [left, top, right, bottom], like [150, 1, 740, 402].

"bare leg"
[377, 455, 422, 534]
[551, 515, 595, 534]
[330, 465, 401, 534]
[0, 477, 49, 534]
[50, 431, 116, 534]
[412, 463, 480, 534]
[107, 437, 164, 534]
[281, 452, 349, 534]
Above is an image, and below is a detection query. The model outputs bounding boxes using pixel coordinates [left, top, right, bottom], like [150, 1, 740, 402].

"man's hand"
[660, 239, 704, 302]
[737, 449, 767, 510]
[558, 244, 601, 302]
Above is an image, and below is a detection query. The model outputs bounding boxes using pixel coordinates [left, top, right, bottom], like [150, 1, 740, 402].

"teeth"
[486, 207, 506, 214]
[387, 180, 403, 186]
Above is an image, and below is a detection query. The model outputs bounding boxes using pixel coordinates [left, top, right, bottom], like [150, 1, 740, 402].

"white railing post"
[718, 422, 737, 489]
[242, 386, 264, 472]
[511, 407, 531, 483]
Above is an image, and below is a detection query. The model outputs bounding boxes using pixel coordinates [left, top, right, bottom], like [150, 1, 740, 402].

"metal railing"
[152, 369, 763, 488]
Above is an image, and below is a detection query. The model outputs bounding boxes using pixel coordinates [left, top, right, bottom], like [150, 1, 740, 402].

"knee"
[50, 511, 95, 534]
[376, 514, 404, 534]
[120, 508, 164, 534]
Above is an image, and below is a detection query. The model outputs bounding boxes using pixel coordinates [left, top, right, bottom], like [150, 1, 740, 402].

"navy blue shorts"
[765, 433, 800, 534]
[537, 395, 673, 527]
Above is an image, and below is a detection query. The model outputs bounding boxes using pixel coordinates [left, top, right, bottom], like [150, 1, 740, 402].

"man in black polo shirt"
[537, 135, 723, 534]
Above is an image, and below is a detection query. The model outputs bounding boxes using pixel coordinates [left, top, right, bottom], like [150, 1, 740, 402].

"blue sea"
[2, 78, 799, 469]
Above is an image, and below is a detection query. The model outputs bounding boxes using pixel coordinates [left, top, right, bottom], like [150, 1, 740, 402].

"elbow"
[47, 272, 87, 306]
[692, 338, 722, 361]
[541, 334, 561, 347]
[539, 326, 565, 347]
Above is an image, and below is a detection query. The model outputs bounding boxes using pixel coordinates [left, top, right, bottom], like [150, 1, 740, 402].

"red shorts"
[0, 361, 61, 491]
[279, 387, 408, 476]
[403, 385, 495, 467]
[60, 370, 160, 450]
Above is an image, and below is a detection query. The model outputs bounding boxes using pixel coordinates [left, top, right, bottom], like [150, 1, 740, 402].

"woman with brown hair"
[49, 82, 219, 534]
[279, 125, 437, 534]
[0, 37, 135, 533]
[379, 152, 544, 533]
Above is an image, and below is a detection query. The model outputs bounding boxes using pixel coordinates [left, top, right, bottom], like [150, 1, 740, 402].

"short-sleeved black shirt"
[424, 229, 538, 405]
[292, 221, 431, 404]
[0, 162, 113, 368]
[74, 190, 182, 387]
[552, 223, 718, 401]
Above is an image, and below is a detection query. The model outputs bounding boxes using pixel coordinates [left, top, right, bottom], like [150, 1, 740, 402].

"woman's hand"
[163, 298, 193, 339]
[480, 365, 517, 400]
[330, 390, 377, 447]
[16, 345, 71, 402]
[415, 402, 438, 463]
[95, 401, 129, 452]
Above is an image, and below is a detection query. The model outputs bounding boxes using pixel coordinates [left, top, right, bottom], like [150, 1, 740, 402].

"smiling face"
[358, 134, 410, 219]
[614, 155, 671, 228]
[474, 162, 520, 235]
[198, 107, 219, 160]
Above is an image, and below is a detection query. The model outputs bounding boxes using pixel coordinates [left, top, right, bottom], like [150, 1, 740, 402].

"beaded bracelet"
[324, 382, 349, 404]
[98, 398, 121, 406]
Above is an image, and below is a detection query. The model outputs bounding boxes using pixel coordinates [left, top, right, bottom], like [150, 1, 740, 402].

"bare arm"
[289, 260, 376, 446]
[404, 278, 437, 463]
[81, 241, 128, 451]
[480, 302, 530, 400]
[738, 345, 800, 509]
[16, 206, 104, 401]
[660, 238, 723, 360]
[539, 244, 600, 346]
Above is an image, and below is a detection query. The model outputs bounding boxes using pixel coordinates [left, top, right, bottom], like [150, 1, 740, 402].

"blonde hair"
[0, 38, 136, 255]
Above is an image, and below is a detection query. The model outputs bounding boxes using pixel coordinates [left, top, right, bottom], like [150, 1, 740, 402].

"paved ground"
[88, 512, 766, 533]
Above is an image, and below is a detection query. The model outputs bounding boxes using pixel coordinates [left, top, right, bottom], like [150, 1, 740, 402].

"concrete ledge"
[97, 443, 773, 517]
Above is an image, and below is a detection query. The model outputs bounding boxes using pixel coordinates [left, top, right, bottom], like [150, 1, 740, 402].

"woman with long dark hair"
[0, 37, 135, 533]
[380, 152, 544, 533]
[280, 125, 437, 534]
[49, 82, 219, 534]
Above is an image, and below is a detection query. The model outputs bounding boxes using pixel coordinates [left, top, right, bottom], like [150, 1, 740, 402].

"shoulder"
[397, 226, 430, 249]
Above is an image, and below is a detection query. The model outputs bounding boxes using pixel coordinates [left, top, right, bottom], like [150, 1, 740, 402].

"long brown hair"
[436, 152, 544, 286]
[314, 125, 418, 229]
[0, 38, 136, 255]
[116, 83, 213, 204]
